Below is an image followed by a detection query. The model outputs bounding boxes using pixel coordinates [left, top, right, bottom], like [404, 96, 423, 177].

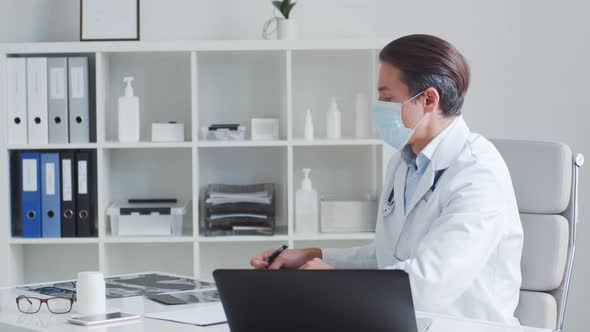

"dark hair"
[379, 34, 470, 117]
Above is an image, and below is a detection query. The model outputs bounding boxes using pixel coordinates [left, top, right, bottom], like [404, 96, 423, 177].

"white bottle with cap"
[118, 77, 140, 142]
[354, 92, 371, 138]
[326, 97, 342, 139]
[304, 109, 314, 140]
[295, 168, 319, 234]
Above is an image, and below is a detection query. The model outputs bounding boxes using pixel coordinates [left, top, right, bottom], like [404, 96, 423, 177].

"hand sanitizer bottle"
[296, 168, 319, 234]
[118, 77, 140, 142]
[326, 97, 342, 139]
[304, 109, 314, 140]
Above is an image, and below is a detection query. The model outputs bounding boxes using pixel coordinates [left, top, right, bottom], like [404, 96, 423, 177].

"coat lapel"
[394, 162, 407, 215]
[404, 116, 471, 217]
[405, 162, 435, 217]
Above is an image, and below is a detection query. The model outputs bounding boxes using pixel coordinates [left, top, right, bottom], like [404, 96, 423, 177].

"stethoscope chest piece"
[383, 201, 395, 217]
[383, 187, 395, 217]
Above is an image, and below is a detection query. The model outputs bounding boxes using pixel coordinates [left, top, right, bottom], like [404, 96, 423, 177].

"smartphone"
[147, 294, 188, 305]
[68, 312, 141, 326]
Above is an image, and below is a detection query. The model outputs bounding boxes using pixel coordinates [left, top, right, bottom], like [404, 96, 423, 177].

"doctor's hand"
[299, 258, 334, 270]
[250, 248, 322, 270]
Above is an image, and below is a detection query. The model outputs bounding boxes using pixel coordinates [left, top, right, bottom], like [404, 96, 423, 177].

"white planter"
[277, 18, 298, 40]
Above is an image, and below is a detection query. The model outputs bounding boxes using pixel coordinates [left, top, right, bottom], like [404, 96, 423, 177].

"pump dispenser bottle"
[295, 168, 319, 233]
[304, 109, 314, 140]
[118, 77, 140, 142]
[326, 97, 342, 139]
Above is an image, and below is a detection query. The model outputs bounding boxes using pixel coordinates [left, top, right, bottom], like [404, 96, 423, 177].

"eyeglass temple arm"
[15, 296, 33, 305]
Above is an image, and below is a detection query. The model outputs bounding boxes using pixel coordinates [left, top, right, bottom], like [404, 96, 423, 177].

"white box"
[251, 118, 279, 141]
[107, 201, 189, 236]
[320, 199, 377, 233]
[152, 122, 185, 142]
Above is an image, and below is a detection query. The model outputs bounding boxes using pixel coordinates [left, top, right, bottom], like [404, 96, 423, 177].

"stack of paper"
[145, 302, 227, 327]
[204, 184, 275, 236]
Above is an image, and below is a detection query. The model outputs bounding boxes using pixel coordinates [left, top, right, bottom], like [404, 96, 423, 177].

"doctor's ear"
[422, 87, 440, 114]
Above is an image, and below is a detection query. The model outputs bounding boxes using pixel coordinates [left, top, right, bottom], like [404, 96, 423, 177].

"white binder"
[7, 57, 28, 144]
[26, 57, 49, 144]
[68, 57, 90, 143]
[47, 57, 69, 144]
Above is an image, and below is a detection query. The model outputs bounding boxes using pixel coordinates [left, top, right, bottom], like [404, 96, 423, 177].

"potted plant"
[272, 0, 298, 40]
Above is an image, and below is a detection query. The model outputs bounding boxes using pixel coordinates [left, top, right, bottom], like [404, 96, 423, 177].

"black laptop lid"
[213, 269, 417, 332]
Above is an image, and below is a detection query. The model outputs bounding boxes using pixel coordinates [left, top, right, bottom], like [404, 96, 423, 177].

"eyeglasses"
[16, 295, 75, 314]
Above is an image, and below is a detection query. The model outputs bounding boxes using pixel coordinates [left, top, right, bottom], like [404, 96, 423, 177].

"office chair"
[492, 139, 584, 331]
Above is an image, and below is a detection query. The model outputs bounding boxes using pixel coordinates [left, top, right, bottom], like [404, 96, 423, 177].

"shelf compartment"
[292, 50, 375, 140]
[18, 243, 99, 284]
[104, 242, 193, 277]
[198, 146, 288, 236]
[8, 149, 99, 238]
[293, 145, 383, 202]
[101, 148, 194, 237]
[197, 51, 287, 140]
[103, 52, 192, 143]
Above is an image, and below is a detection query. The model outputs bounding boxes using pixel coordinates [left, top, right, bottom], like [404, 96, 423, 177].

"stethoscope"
[383, 189, 396, 217]
[383, 168, 447, 217]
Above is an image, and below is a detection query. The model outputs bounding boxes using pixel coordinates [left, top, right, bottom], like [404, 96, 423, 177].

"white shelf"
[198, 235, 290, 243]
[103, 236, 195, 244]
[7, 143, 98, 150]
[292, 232, 375, 241]
[0, 39, 389, 54]
[0, 40, 385, 286]
[8, 233, 372, 244]
[9, 238, 99, 245]
[102, 141, 193, 149]
[291, 138, 382, 146]
[197, 140, 288, 148]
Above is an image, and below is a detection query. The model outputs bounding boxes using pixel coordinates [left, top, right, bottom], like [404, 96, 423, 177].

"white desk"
[0, 286, 551, 332]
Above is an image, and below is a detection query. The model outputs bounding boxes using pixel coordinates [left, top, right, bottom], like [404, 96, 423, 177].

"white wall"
[1, 0, 589, 330]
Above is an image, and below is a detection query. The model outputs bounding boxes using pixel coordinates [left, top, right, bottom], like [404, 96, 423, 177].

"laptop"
[213, 269, 431, 332]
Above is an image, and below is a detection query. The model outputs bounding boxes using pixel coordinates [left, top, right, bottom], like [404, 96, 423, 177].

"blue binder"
[20, 152, 42, 238]
[41, 153, 62, 238]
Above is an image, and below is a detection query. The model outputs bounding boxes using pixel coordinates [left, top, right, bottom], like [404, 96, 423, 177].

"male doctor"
[251, 34, 524, 325]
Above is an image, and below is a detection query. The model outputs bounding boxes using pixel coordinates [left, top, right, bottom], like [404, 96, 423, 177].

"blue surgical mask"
[372, 91, 426, 150]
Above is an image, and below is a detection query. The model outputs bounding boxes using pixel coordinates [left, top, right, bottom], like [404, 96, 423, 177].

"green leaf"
[271, 0, 296, 19]
[282, 2, 296, 19]
[272, 1, 284, 15]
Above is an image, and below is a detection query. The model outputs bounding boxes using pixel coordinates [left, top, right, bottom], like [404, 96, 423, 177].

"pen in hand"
[264, 244, 289, 267]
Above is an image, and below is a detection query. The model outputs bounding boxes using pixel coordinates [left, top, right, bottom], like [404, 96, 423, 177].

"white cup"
[76, 271, 106, 315]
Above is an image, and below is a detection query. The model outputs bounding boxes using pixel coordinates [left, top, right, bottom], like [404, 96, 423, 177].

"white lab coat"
[323, 116, 523, 326]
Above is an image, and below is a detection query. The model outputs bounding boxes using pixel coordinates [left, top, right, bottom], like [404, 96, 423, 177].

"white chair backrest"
[491, 139, 583, 331]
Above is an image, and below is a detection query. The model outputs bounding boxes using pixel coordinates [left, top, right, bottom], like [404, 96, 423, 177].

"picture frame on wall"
[80, 0, 140, 41]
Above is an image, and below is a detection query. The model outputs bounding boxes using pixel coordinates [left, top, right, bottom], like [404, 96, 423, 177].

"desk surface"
[0, 287, 551, 332]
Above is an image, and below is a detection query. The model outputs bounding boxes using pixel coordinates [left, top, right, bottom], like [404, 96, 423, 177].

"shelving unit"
[0, 40, 393, 286]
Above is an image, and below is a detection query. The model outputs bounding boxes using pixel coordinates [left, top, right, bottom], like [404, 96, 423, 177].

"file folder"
[68, 57, 90, 143]
[41, 153, 61, 238]
[7, 57, 28, 145]
[75, 152, 93, 237]
[20, 152, 41, 238]
[60, 151, 77, 237]
[47, 58, 69, 144]
[26, 58, 49, 144]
